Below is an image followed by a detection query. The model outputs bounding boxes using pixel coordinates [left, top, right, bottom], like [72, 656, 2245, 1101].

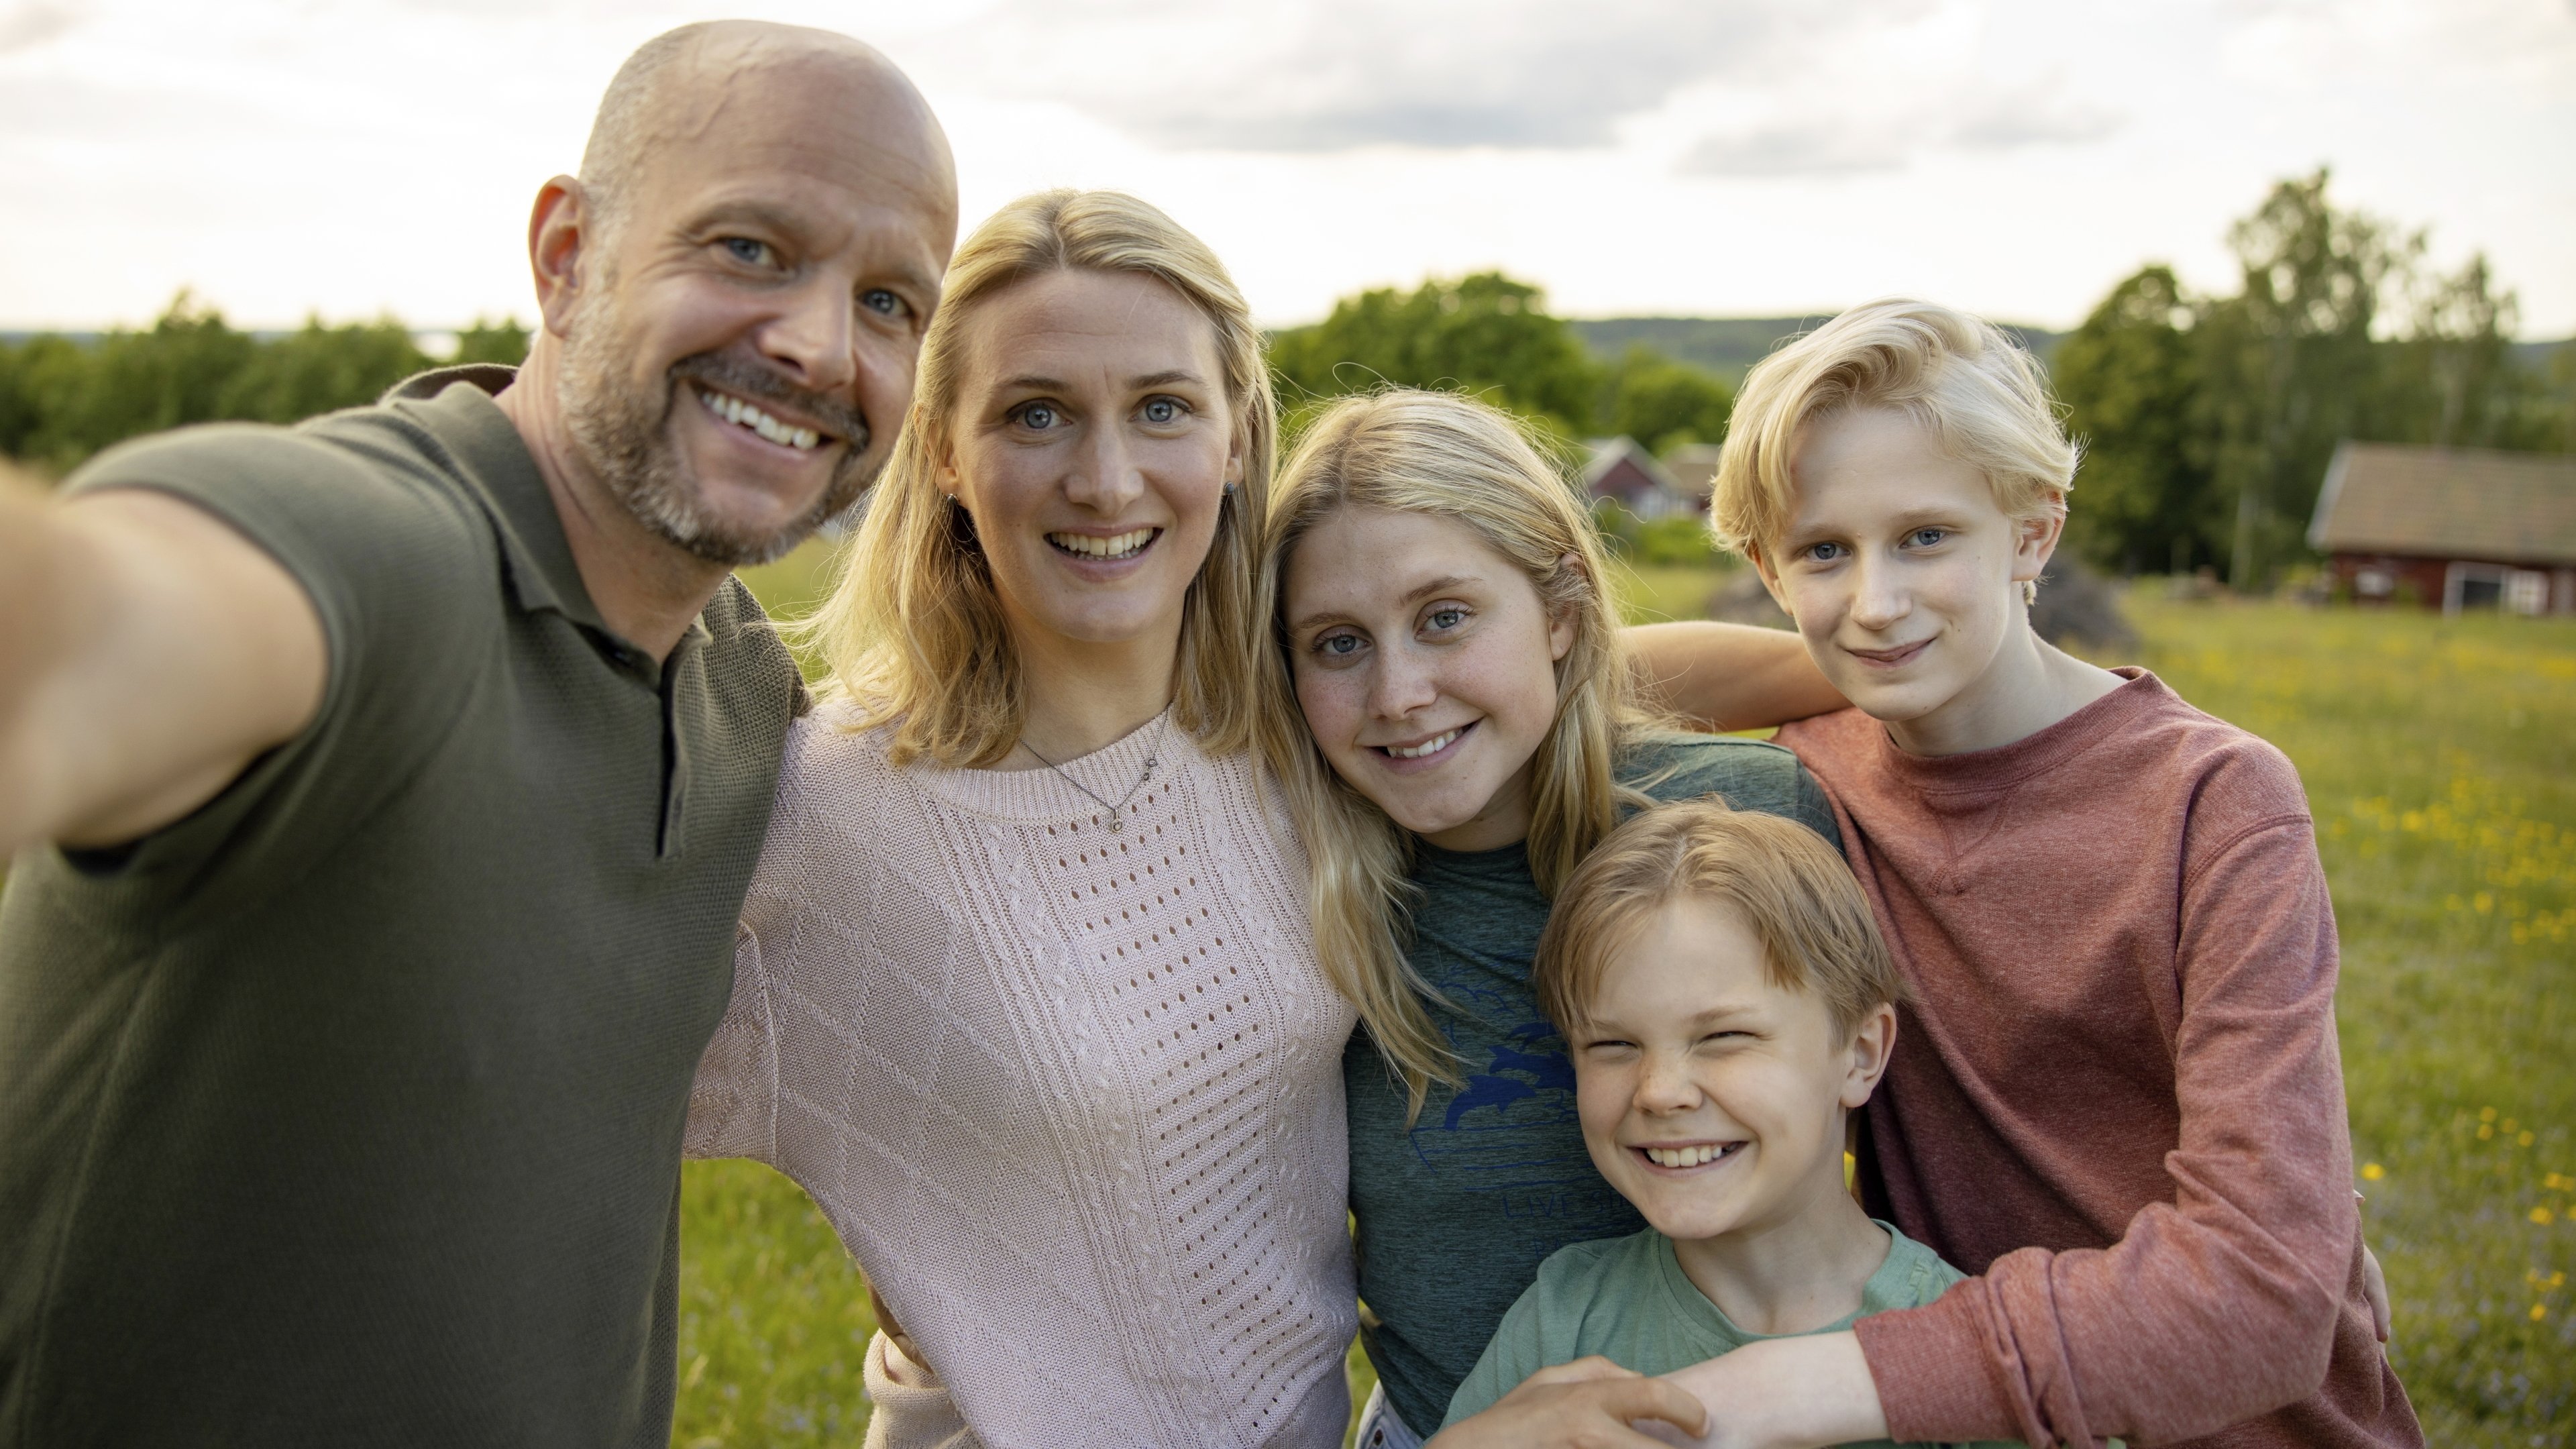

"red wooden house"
[2307, 443, 2576, 615]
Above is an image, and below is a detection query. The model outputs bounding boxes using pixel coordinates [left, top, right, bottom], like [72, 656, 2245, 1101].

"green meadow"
[677, 549, 2574, 1448]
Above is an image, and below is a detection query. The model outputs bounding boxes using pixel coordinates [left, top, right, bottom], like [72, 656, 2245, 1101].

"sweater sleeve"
[684, 900, 784, 1165]
[1855, 808, 2361, 1447]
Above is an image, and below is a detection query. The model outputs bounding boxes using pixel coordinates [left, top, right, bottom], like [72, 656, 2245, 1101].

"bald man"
[0, 23, 955, 1444]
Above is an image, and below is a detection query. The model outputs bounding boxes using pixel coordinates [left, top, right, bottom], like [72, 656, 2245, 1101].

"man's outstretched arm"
[0, 466, 325, 856]
[1624, 621, 1845, 733]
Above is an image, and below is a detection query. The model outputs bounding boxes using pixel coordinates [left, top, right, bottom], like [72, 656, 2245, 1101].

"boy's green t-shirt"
[1444, 1222, 2017, 1449]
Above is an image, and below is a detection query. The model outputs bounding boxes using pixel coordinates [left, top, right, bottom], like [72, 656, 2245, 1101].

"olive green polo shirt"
[0, 368, 803, 1446]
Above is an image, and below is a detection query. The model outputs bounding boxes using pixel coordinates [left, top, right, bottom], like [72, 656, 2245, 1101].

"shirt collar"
[380, 364, 608, 635]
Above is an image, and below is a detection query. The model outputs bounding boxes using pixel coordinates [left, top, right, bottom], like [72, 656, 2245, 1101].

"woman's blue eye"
[1317, 633, 1361, 657]
[1426, 607, 1466, 631]
[1141, 397, 1181, 424]
[1016, 403, 1058, 430]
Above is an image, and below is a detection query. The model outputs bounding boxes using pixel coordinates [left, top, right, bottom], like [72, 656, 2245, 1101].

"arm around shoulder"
[1623, 622, 1843, 733]
[1858, 807, 2358, 1447]
[0, 470, 324, 856]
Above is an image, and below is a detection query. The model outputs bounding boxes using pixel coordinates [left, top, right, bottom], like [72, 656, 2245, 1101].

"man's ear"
[527, 176, 591, 339]
[2010, 504, 2069, 590]
[1839, 1002, 1898, 1110]
[1548, 552, 1587, 662]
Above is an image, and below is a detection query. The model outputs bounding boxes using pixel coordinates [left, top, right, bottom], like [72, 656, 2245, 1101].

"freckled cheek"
[1575, 1072, 1633, 1147]
[1293, 670, 1366, 759]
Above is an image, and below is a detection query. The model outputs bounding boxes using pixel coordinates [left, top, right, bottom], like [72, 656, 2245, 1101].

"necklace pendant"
[1108, 816, 1124, 833]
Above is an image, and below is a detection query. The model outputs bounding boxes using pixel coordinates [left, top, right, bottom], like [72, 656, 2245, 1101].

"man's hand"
[1657, 1331, 1886, 1449]
[0, 475, 325, 856]
[1427, 1357, 1709, 1449]
[1623, 621, 1844, 733]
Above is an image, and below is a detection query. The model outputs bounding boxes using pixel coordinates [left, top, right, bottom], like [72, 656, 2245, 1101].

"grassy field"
[680, 552, 2574, 1446]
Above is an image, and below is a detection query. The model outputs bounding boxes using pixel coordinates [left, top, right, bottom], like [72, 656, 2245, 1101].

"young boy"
[1441, 801, 2012, 1449]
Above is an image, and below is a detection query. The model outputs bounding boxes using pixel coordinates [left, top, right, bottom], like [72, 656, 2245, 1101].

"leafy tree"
[451, 317, 532, 368]
[2382, 253, 2524, 451]
[1269, 272, 1601, 436]
[2053, 266, 2217, 575]
[2198, 169, 2411, 588]
[222, 316, 432, 426]
[30, 292, 261, 466]
[1599, 345, 1732, 455]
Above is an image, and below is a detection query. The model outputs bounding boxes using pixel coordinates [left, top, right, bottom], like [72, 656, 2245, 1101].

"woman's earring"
[2021, 578, 2039, 606]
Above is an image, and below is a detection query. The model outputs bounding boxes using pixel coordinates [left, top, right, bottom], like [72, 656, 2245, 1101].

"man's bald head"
[579, 21, 953, 252]
[520, 21, 960, 569]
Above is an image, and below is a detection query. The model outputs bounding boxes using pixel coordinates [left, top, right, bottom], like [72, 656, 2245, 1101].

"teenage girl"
[1258, 390, 1845, 1448]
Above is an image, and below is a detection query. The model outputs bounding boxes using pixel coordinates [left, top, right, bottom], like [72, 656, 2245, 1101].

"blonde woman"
[685, 191, 1357, 1447]
[1256, 391, 1844, 1448]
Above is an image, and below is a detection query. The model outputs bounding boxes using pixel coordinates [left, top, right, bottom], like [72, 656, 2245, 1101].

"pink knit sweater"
[688, 704, 1358, 1448]
[1776, 670, 2420, 1449]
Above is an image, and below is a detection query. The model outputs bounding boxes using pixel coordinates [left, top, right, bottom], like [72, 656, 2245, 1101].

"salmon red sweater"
[1776, 669, 2420, 1449]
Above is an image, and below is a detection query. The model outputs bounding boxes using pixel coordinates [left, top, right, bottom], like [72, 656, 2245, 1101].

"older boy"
[1654, 299, 2414, 1448]
[1444, 802, 2010, 1449]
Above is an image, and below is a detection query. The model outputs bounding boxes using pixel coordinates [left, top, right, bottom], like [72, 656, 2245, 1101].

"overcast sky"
[3, 0, 2570, 335]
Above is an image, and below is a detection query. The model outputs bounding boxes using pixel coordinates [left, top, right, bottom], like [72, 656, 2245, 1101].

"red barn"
[2308, 443, 2576, 615]
[1582, 437, 1700, 520]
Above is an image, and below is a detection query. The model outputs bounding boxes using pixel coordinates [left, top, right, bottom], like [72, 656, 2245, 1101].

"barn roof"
[1662, 442, 1725, 500]
[1581, 437, 1684, 500]
[2308, 443, 2576, 568]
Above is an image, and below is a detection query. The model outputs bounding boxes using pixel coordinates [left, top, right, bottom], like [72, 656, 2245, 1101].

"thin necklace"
[1018, 714, 1168, 833]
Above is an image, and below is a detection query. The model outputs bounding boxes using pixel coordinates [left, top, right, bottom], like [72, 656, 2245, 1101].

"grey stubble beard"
[555, 288, 879, 568]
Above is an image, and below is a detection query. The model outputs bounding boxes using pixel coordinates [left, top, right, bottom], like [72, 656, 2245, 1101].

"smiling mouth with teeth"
[1047, 528, 1160, 561]
[1640, 1142, 1741, 1169]
[695, 384, 828, 452]
[1378, 725, 1467, 761]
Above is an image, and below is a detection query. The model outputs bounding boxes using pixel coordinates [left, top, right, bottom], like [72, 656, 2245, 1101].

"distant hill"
[1570, 316, 2069, 382]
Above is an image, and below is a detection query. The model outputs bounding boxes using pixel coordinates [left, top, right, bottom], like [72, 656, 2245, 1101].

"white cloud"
[0, 0, 78, 54]
[1678, 75, 2120, 178]
[929, 0, 1922, 152]
[0, 0, 2570, 333]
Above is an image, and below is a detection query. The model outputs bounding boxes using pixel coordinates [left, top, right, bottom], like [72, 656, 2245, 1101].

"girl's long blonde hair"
[802, 189, 1277, 764]
[1256, 390, 1654, 1119]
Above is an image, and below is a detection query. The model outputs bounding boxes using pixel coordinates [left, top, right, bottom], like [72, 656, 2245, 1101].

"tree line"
[9, 168, 2569, 590]
[0, 295, 527, 474]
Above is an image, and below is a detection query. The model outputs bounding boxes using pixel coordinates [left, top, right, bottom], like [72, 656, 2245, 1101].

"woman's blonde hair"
[1710, 298, 2078, 565]
[802, 189, 1277, 765]
[1534, 800, 1906, 1039]
[1256, 389, 1652, 1118]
